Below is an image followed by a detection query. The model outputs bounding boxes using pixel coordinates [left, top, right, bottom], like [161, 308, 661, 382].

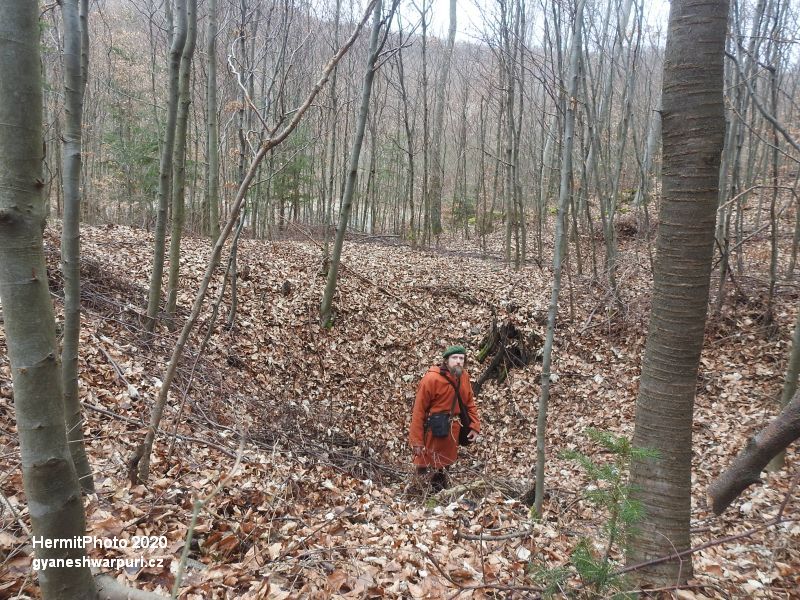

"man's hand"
[412, 445, 424, 456]
[467, 429, 480, 442]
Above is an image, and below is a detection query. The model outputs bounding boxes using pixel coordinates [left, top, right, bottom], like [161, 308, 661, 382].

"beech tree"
[427, 0, 456, 238]
[132, 0, 380, 481]
[206, 0, 221, 243]
[534, 0, 585, 517]
[60, 0, 94, 493]
[145, 0, 187, 331]
[166, 0, 198, 317]
[1, 5, 165, 599]
[626, 0, 729, 586]
[0, 3, 98, 595]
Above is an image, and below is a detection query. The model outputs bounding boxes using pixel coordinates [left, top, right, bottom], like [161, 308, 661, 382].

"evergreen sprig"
[531, 429, 658, 598]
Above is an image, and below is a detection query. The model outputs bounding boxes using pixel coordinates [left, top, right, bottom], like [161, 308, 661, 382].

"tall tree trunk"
[534, 0, 585, 517]
[226, 209, 245, 329]
[395, 48, 416, 246]
[428, 0, 456, 239]
[61, 0, 94, 493]
[0, 3, 97, 596]
[322, 0, 342, 264]
[207, 0, 220, 244]
[145, 0, 188, 331]
[166, 0, 198, 317]
[320, 0, 392, 326]
[626, 0, 729, 585]
[501, 0, 515, 265]
[419, 0, 431, 246]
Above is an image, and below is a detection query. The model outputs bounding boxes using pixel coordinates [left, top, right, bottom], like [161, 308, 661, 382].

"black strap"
[440, 368, 470, 428]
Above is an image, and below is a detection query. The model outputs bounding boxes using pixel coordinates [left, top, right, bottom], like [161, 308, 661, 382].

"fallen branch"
[624, 582, 731, 599]
[96, 343, 132, 387]
[425, 551, 542, 599]
[456, 527, 533, 542]
[618, 469, 799, 577]
[708, 388, 800, 515]
[83, 402, 240, 460]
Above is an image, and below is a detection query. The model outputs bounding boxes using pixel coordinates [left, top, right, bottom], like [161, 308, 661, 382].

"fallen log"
[708, 389, 800, 515]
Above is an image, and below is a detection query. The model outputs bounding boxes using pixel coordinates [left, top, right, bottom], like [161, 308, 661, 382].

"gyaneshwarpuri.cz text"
[33, 556, 165, 571]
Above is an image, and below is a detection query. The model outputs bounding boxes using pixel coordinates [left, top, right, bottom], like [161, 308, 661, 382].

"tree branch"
[708, 389, 800, 515]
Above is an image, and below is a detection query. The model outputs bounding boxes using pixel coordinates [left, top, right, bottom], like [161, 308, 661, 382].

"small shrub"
[531, 429, 658, 598]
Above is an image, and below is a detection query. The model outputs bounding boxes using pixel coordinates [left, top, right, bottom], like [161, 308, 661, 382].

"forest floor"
[1, 220, 799, 599]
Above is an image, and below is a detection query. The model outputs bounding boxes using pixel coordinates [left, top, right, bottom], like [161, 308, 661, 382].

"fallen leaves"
[0, 225, 797, 598]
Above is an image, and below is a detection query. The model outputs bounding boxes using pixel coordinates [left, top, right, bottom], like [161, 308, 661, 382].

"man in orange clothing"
[408, 345, 482, 491]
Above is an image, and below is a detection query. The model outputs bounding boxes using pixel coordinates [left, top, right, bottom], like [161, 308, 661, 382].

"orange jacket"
[409, 365, 481, 468]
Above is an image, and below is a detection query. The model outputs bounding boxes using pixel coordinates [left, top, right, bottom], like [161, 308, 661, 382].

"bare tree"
[319, 0, 396, 326]
[146, 0, 188, 331]
[166, 0, 198, 317]
[626, 0, 729, 585]
[206, 0, 221, 243]
[132, 0, 380, 482]
[427, 0, 456, 239]
[535, 0, 585, 517]
[60, 0, 94, 493]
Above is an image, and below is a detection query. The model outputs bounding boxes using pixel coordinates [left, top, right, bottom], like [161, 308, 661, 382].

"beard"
[450, 365, 463, 378]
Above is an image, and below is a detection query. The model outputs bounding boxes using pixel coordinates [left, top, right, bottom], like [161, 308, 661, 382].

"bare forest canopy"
[41, 0, 797, 255]
[40, 1, 649, 238]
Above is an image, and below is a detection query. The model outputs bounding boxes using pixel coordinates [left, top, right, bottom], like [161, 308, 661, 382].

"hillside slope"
[1, 224, 798, 598]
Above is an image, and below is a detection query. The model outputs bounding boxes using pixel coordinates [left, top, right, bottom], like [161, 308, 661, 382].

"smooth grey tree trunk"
[319, 0, 390, 326]
[395, 47, 416, 245]
[322, 0, 342, 261]
[534, 0, 585, 517]
[501, 0, 516, 265]
[206, 0, 220, 243]
[419, 0, 430, 245]
[60, 0, 94, 493]
[580, 0, 633, 301]
[427, 0, 456, 238]
[626, 0, 729, 585]
[0, 3, 97, 596]
[166, 0, 198, 317]
[145, 0, 187, 331]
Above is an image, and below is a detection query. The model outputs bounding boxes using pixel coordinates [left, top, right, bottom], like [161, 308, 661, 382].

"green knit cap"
[443, 345, 467, 359]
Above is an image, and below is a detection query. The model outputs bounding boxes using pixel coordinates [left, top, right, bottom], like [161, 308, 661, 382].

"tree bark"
[767, 302, 800, 470]
[145, 0, 187, 331]
[206, 0, 221, 244]
[709, 389, 800, 515]
[428, 0, 456, 238]
[0, 2, 97, 596]
[61, 0, 94, 493]
[166, 0, 198, 317]
[626, 0, 729, 586]
[534, 0, 585, 517]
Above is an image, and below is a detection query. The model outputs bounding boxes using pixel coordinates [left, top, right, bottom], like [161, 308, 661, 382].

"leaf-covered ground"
[1, 223, 798, 598]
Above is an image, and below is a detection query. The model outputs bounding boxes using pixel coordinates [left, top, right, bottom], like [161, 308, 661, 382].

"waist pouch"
[426, 412, 452, 438]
